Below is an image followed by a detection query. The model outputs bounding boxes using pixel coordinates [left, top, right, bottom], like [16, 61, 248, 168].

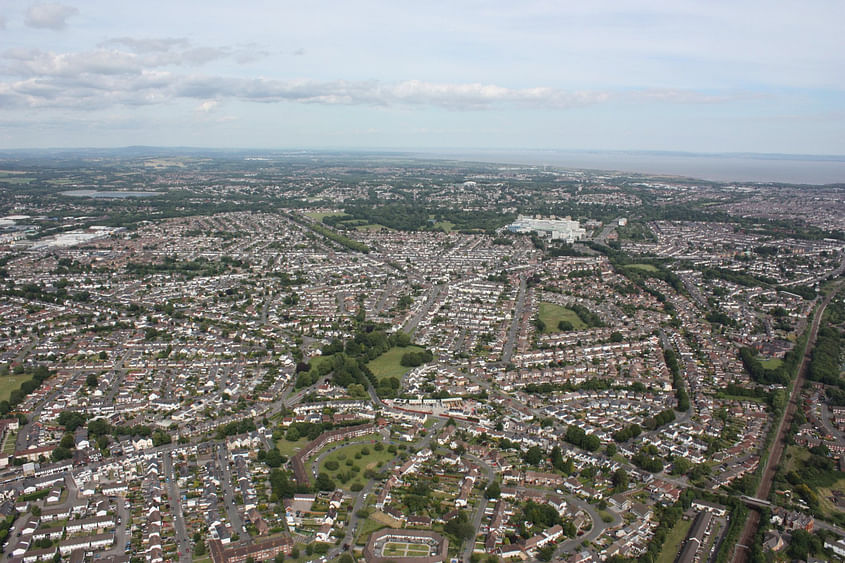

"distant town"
[0, 150, 842, 563]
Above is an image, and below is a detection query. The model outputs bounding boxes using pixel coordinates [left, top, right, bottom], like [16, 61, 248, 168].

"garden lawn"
[367, 346, 425, 381]
[538, 302, 586, 332]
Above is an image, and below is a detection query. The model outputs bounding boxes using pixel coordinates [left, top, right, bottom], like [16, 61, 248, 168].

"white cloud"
[196, 100, 218, 113]
[24, 3, 78, 30]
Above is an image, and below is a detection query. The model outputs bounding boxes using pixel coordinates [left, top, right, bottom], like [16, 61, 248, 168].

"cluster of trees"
[663, 349, 690, 411]
[701, 266, 776, 288]
[0, 365, 52, 416]
[444, 510, 476, 541]
[269, 468, 299, 500]
[284, 421, 333, 442]
[808, 325, 841, 387]
[215, 419, 257, 440]
[126, 255, 238, 279]
[706, 309, 738, 327]
[1, 281, 90, 304]
[84, 416, 170, 446]
[632, 445, 664, 473]
[612, 423, 642, 443]
[341, 203, 513, 234]
[739, 347, 790, 385]
[568, 303, 604, 328]
[522, 445, 545, 466]
[564, 425, 600, 452]
[550, 446, 574, 474]
[644, 409, 676, 430]
[400, 349, 434, 367]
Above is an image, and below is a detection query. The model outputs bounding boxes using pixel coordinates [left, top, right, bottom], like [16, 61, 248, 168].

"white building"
[507, 215, 586, 243]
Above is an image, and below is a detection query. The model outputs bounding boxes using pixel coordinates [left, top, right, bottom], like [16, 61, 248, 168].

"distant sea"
[416, 149, 845, 185]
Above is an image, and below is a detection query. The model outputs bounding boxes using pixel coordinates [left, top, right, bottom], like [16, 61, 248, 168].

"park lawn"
[656, 517, 692, 563]
[355, 223, 387, 231]
[0, 375, 31, 402]
[431, 221, 455, 232]
[760, 357, 783, 370]
[538, 302, 586, 332]
[318, 441, 395, 490]
[625, 263, 660, 273]
[277, 437, 310, 457]
[367, 346, 425, 381]
[305, 211, 347, 221]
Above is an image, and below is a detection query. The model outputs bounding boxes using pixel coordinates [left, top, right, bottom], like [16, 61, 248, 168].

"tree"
[60, 433, 75, 449]
[315, 472, 336, 491]
[445, 511, 475, 541]
[485, 481, 501, 499]
[265, 448, 283, 468]
[537, 545, 555, 562]
[86, 373, 98, 387]
[611, 469, 629, 490]
[523, 445, 544, 466]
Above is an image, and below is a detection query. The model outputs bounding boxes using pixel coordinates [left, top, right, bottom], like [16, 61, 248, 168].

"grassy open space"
[625, 263, 660, 273]
[305, 211, 347, 221]
[0, 375, 32, 402]
[277, 436, 310, 457]
[760, 357, 783, 370]
[355, 223, 387, 231]
[431, 221, 455, 232]
[356, 516, 392, 545]
[317, 440, 394, 491]
[538, 302, 586, 332]
[367, 346, 425, 381]
[656, 517, 692, 563]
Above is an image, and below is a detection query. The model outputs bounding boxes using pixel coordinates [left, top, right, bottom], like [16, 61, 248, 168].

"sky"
[0, 1, 843, 154]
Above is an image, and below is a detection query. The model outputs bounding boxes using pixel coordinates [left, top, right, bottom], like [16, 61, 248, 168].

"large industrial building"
[506, 215, 586, 243]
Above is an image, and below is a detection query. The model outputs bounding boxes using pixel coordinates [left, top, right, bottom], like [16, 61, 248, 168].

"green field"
[0, 375, 32, 402]
[656, 517, 692, 563]
[383, 542, 432, 557]
[367, 346, 425, 380]
[431, 221, 455, 232]
[277, 436, 310, 457]
[760, 357, 783, 370]
[538, 302, 586, 332]
[317, 440, 394, 491]
[625, 263, 660, 273]
[305, 211, 346, 221]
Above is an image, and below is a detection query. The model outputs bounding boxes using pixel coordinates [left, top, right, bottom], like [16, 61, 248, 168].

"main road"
[164, 451, 193, 562]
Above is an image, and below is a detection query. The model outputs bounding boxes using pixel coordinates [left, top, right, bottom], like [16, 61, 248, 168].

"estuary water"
[422, 149, 845, 185]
